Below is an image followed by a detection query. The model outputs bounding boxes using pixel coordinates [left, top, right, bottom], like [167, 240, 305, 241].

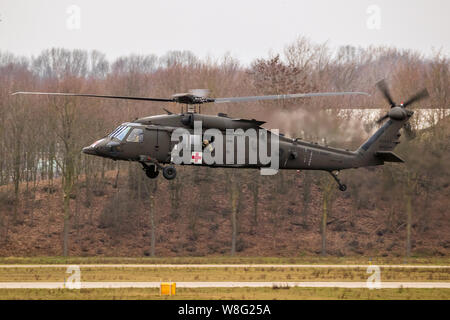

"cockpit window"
[126, 128, 144, 143]
[115, 127, 130, 141]
[109, 126, 123, 137]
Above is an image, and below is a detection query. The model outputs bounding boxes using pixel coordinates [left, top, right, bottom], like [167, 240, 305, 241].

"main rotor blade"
[12, 91, 370, 105]
[402, 88, 429, 108]
[213, 92, 369, 104]
[376, 80, 395, 107]
[11, 92, 175, 103]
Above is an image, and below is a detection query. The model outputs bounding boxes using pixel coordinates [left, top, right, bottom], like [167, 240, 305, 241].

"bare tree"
[319, 176, 336, 256]
[143, 178, 158, 257]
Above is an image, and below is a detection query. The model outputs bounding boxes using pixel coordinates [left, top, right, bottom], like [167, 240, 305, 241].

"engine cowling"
[192, 114, 265, 130]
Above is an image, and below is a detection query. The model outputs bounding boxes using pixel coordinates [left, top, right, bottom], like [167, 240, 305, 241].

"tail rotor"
[373, 80, 429, 136]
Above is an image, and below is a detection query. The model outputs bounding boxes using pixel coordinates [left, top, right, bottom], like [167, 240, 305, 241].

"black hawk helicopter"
[13, 80, 429, 191]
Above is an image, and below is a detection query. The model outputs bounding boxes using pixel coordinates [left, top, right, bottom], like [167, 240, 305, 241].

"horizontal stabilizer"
[375, 151, 404, 163]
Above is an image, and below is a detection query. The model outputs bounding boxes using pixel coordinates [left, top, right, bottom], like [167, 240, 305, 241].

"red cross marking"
[192, 152, 202, 163]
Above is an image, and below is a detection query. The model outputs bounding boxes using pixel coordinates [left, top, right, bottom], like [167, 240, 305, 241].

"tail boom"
[355, 114, 412, 167]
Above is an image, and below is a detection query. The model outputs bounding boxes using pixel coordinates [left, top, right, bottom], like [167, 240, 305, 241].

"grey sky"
[0, 0, 448, 65]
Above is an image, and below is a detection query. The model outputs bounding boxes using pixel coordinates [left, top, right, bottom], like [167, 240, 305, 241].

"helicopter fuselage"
[82, 112, 373, 172]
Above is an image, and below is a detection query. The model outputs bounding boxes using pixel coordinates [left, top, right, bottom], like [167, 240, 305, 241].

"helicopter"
[12, 80, 429, 191]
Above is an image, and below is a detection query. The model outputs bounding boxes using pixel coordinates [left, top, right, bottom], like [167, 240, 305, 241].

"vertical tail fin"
[356, 116, 411, 165]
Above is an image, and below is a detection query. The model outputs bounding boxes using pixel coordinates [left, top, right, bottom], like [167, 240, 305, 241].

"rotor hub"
[388, 106, 408, 121]
[171, 93, 214, 105]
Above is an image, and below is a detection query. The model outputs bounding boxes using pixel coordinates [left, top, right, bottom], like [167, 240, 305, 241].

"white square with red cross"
[191, 151, 202, 164]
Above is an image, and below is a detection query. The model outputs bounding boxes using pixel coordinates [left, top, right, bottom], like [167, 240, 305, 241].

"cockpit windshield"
[109, 126, 123, 137]
[109, 125, 131, 141]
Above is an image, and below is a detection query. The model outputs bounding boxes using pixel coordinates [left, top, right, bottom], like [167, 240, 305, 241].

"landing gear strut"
[328, 171, 347, 192]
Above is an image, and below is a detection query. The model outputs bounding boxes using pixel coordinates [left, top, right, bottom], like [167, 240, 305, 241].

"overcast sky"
[0, 0, 448, 65]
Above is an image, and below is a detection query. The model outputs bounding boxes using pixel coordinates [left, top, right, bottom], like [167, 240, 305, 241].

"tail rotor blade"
[402, 88, 429, 108]
[376, 79, 396, 107]
[375, 113, 389, 124]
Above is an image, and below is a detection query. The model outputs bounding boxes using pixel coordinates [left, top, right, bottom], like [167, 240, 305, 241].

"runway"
[1, 264, 449, 269]
[0, 281, 449, 289]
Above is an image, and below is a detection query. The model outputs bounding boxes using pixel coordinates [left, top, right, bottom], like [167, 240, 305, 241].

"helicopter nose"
[82, 146, 97, 155]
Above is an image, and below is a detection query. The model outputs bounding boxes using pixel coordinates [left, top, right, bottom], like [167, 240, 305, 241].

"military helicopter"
[13, 80, 429, 191]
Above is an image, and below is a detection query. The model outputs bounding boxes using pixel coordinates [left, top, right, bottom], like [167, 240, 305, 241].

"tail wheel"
[162, 166, 177, 180]
[145, 166, 159, 179]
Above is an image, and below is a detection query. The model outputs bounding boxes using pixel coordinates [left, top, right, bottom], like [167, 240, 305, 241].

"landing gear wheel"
[145, 166, 159, 179]
[339, 184, 347, 192]
[162, 166, 177, 180]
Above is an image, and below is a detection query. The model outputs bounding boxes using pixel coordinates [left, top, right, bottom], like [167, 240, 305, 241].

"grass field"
[0, 256, 449, 265]
[0, 266, 449, 282]
[1, 256, 448, 300]
[0, 287, 448, 300]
